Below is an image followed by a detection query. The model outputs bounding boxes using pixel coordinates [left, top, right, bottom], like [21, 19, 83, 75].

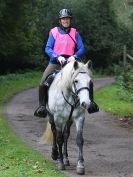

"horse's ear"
[73, 61, 79, 70]
[86, 60, 92, 69]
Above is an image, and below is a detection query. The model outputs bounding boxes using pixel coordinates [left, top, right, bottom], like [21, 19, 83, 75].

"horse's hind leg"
[75, 117, 85, 175]
[49, 118, 58, 160]
[63, 120, 73, 166]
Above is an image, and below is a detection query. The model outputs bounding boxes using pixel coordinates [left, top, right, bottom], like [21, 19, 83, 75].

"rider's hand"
[58, 56, 66, 65]
[67, 56, 76, 63]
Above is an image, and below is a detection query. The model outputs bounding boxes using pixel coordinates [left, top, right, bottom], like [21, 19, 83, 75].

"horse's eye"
[74, 80, 78, 84]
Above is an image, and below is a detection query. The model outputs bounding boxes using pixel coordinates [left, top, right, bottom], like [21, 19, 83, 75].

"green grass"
[95, 83, 133, 117]
[0, 71, 67, 177]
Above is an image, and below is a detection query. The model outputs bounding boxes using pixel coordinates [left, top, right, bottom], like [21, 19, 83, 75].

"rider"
[34, 9, 98, 118]
[34, 9, 85, 118]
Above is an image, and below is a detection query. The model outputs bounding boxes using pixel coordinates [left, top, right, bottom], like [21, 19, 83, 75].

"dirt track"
[4, 78, 133, 177]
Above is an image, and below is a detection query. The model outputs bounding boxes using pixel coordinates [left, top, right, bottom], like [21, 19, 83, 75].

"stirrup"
[34, 105, 47, 118]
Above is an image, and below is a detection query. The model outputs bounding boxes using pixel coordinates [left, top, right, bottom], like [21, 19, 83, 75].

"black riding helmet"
[59, 9, 72, 19]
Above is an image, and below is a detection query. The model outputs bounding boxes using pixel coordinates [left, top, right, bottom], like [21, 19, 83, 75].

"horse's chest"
[53, 99, 71, 115]
[49, 94, 72, 116]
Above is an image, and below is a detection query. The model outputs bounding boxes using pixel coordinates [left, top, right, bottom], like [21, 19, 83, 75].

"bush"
[114, 63, 133, 102]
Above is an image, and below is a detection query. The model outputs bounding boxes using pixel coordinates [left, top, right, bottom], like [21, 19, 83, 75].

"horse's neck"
[60, 82, 71, 97]
[54, 73, 72, 97]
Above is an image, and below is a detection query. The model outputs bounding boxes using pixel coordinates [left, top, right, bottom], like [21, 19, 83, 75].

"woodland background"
[0, 0, 133, 74]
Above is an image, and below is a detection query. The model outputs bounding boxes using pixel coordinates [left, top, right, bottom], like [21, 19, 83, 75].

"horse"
[41, 61, 93, 175]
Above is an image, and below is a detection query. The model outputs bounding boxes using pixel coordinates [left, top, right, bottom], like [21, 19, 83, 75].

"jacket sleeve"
[74, 33, 85, 58]
[44, 32, 59, 62]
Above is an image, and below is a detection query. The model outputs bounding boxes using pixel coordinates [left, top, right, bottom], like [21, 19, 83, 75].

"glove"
[67, 56, 76, 63]
[58, 56, 66, 65]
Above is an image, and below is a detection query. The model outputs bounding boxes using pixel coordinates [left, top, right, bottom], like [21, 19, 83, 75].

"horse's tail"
[39, 121, 53, 144]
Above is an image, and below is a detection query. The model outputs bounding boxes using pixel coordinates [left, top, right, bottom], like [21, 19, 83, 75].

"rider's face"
[60, 17, 71, 28]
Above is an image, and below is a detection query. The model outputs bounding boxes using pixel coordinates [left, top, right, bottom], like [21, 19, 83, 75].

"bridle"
[72, 71, 90, 96]
[62, 71, 91, 106]
[61, 71, 91, 121]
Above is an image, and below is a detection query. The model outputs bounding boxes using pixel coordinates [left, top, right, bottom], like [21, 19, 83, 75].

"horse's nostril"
[81, 102, 86, 108]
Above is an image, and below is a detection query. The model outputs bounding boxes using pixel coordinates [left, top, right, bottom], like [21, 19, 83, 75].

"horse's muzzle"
[81, 101, 90, 109]
[88, 101, 99, 113]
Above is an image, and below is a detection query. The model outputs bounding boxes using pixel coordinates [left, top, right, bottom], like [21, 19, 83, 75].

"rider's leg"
[89, 80, 94, 101]
[34, 83, 48, 117]
[34, 64, 61, 118]
[88, 80, 99, 114]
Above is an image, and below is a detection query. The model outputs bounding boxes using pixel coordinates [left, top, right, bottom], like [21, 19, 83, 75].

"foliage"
[114, 63, 133, 102]
[111, 0, 133, 32]
[0, 1, 43, 74]
[0, 0, 133, 73]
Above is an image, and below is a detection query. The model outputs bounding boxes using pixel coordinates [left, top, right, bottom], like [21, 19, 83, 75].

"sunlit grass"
[95, 83, 133, 117]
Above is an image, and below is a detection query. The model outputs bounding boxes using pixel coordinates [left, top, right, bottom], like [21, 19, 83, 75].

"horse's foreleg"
[63, 120, 73, 166]
[49, 119, 58, 160]
[56, 128, 65, 170]
[75, 117, 85, 175]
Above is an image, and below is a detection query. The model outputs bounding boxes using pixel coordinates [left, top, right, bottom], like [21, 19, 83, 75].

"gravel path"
[3, 78, 133, 177]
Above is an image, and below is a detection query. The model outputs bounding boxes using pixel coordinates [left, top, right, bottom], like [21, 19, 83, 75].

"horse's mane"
[54, 61, 92, 90]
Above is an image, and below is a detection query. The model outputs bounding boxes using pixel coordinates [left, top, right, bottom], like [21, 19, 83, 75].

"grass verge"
[95, 83, 133, 117]
[0, 71, 67, 177]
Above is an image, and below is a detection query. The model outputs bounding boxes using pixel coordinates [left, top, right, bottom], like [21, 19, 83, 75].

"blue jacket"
[44, 27, 85, 64]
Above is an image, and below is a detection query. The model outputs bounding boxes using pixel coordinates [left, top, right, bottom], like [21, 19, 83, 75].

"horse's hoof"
[64, 158, 70, 166]
[58, 163, 65, 170]
[76, 161, 85, 175]
[76, 167, 85, 175]
[51, 154, 58, 160]
[51, 149, 58, 160]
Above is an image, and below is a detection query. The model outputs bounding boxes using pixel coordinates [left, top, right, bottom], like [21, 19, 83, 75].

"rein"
[61, 91, 79, 121]
[61, 91, 79, 108]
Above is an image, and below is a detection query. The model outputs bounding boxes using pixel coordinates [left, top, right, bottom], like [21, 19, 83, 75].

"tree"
[0, 0, 132, 73]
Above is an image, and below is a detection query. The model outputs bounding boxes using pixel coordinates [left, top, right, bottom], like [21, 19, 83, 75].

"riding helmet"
[59, 9, 72, 19]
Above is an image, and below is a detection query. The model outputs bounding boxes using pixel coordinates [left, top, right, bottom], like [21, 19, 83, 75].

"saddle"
[44, 70, 59, 88]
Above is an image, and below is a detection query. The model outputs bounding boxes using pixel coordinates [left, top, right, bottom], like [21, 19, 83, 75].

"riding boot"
[88, 81, 99, 114]
[34, 84, 48, 118]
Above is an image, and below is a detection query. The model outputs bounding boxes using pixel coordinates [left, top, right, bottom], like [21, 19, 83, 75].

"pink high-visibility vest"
[50, 27, 77, 56]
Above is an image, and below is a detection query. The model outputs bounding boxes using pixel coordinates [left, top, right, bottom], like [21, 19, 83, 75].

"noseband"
[73, 72, 90, 96]
[73, 83, 90, 96]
